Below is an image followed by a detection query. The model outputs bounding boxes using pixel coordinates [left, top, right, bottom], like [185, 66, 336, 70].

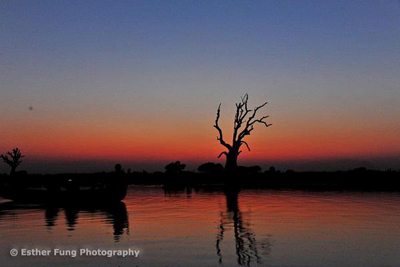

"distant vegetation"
[1, 157, 399, 191]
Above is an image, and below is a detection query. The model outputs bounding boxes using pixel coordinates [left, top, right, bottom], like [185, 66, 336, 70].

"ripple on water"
[1, 187, 400, 267]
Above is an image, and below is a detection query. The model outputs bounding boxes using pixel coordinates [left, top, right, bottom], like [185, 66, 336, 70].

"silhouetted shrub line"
[1, 167, 400, 192]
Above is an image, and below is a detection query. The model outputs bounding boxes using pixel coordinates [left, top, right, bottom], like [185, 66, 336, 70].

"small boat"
[0, 179, 128, 203]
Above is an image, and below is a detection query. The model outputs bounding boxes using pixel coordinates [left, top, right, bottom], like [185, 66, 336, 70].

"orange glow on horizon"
[1, 105, 399, 167]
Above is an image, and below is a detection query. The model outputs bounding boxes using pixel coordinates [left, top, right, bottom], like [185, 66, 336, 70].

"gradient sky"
[1, 0, 400, 173]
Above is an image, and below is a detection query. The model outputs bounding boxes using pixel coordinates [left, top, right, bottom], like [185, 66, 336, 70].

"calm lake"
[1, 186, 400, 267]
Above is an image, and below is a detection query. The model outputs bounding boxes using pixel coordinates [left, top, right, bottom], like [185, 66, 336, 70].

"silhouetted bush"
[198, 162, 224, 174]
[165, 161, 186, 174]
[237, 166, 262, 174]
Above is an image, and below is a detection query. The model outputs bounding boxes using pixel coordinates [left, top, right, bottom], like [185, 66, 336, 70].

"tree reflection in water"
[216, 187, 271, 266]
[162, 185, 271, 266]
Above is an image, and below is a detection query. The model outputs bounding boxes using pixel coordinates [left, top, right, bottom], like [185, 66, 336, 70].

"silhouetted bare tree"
[0, 147, 24, 175]
[214, 94, 271, 171]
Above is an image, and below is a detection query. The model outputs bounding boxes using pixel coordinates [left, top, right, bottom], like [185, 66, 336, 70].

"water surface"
[1, 186, 400, 267]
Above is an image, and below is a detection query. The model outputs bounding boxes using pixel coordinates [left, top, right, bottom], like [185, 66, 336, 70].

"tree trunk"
[225, 151, 238, 172]
[10, 166, 16, 176]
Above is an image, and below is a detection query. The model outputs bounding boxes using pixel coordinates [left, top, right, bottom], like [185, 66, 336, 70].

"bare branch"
[232, 94, 252, 143]
[255, 120, 272, 128]
[241, 141, 251, 151]
[217, 151, 228, 158]
[238, 100, 270, 141]
[214, 104, 232, 150]
[249, 115, 270, 126]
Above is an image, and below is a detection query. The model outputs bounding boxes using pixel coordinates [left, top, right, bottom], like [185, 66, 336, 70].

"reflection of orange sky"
[121, 189, 400, 239]
[3, 188, 400, 267]
[5, 189, 400, 239]
[128, 190, 400, 243]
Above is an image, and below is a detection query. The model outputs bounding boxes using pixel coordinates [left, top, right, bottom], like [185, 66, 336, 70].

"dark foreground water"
[1, 186, 400, 267]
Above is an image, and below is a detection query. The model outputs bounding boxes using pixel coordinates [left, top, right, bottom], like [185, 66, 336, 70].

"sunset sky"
[1, 1, 400, 173]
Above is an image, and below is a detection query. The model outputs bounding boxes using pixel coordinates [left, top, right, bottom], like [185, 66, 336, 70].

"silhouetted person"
[108, 164, 128, 202]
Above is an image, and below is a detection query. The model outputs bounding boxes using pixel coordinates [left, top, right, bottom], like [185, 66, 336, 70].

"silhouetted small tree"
[214, 94, 271, 172]
[114, 163, 125, 174]
[0, 147, 24, 175]
[165, 161, 186, 174]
